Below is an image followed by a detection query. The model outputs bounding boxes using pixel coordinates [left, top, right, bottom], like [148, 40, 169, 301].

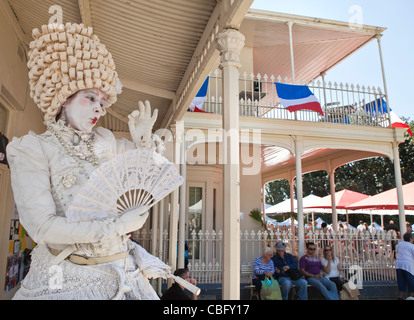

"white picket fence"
[133, 227, 398, 284]
[201, 70, 390, 128]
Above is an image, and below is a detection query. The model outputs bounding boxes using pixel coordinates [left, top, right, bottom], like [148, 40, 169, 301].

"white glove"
[128, 101, 158, 149]
[152, 134, 166, 156]
[142, 265, 172, 280]
[116, 206, 150, 236]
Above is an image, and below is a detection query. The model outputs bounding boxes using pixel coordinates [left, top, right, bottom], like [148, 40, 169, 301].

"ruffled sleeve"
[6, 133, 122, 245]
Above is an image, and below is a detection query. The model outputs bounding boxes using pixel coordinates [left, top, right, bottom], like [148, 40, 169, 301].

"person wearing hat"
[7, 22, 170, 300]
[271, 241, 308, 300]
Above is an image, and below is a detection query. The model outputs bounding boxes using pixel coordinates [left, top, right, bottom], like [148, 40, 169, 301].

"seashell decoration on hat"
[27, 23, 122, 121]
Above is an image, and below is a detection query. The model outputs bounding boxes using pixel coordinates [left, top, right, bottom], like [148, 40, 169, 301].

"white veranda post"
[329, 167, 338, 232]
[295, 137, 305, 258]
[217, 28, 245, 300]
[393, 142, 407, 236]
[178, 122, 187, 269]
[167, 122, 183, 286]
[376, 34, 406, 236]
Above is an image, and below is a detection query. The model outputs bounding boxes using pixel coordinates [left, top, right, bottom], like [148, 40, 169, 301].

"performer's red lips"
[92, 117, 98, 124]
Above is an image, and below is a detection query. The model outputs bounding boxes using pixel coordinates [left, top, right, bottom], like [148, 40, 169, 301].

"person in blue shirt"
[272, 241, 308, 300]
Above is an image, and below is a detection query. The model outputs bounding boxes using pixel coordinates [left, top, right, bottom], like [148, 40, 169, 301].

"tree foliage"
[249, 208, 266, 229]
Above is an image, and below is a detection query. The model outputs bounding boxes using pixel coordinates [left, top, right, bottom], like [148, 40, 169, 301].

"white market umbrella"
[280, 217, 298, 227]
[266, 195, 323, 215]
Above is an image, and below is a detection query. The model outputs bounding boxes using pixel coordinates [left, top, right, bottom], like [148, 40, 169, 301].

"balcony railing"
[201, 70, 391, 128]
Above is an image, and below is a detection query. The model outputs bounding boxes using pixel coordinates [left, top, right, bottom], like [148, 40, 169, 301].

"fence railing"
[133, 227, 397, 285]
[201, 71, 390, 128]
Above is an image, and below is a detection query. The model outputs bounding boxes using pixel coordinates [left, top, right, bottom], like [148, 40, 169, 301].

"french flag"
[189, 77, 209, 112]
[275, 82, 324, 116]
[364, 98, 412, 136]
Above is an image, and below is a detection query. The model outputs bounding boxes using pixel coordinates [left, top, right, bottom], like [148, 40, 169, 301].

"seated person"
[272, 241, 308, 300]
[252, 246, 275, 300]
[161, 268, 198, 300]
[299, 242, 339, 300]
[321, 245, 343, 292]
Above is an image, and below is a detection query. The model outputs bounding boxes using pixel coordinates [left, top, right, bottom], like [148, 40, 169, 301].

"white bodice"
[8, 120, 136, 257]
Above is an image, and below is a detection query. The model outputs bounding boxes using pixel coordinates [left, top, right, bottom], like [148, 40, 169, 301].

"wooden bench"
[290, 284, 312, 300]
[241, 265, 259, 300]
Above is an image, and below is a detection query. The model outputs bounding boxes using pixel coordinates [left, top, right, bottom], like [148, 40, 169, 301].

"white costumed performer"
[7, 23, 171, 300]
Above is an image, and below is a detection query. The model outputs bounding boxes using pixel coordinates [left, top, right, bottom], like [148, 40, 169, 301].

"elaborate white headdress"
[27, 23, 122, 121]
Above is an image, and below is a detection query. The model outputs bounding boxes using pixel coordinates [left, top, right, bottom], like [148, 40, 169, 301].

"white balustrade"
[200, 70, 390, 128]
[133, 227, 397, 284]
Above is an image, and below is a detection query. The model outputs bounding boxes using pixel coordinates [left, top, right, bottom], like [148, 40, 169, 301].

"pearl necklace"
[47, 125, 100, 171]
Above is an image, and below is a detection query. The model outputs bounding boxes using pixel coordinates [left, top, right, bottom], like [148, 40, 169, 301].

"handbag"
[287, 268, 303, 281]
[339, 281, 360, 300]
[281, 254, 302, 280]
[261, 276, 282, 300]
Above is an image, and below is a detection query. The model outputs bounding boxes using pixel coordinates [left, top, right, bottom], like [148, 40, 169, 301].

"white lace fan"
[66, 148, 183, 223]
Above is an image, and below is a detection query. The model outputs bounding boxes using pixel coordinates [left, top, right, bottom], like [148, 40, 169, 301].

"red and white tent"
[303, 189, 369, 210]
[346, 182, 414, 211]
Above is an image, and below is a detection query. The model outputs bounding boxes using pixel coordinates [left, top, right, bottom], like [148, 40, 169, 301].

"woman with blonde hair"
[321, 245, 343, 292]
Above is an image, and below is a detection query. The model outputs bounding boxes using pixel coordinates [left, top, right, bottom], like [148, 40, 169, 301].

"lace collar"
[45, 119, 94, 145]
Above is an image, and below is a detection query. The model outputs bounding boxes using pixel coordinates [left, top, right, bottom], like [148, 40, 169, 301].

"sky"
[250, 0, 414, 121]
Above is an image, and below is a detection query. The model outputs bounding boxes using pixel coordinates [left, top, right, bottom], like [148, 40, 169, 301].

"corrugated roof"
[9, 0, 82, 35]
[6, 1, 385, 133]
[7, 0, 220, 131]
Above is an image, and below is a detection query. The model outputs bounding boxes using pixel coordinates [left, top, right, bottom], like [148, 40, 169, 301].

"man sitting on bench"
[299, 242, 339, 300]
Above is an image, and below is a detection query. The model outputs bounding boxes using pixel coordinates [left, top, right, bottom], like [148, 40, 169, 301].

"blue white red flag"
[275, 82, 324, 116]
[363, 98, 412, 136]
[189, 77, 209, 112]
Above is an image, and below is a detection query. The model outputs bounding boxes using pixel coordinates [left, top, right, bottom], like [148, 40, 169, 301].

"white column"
[288, 21, 297, 121]
[295, 137, 305, 258]
[377, 33, 406, 236]
[321, 72, 327, 116]
[217, 28, 245, 300]
[177, 126, 187, 268]
[329, 170, 338, 231]
[290, 177, 295, 247]
[167, 122, 183, 286]
[393, 142, 406, 236]
[157, 200, 165, 296]
[376, 34, 392, 126]
[151, 204, 158, 256]
[287, 21, 296, 84]
[377, 33, 406, 237]
[159, 199, 165, 260]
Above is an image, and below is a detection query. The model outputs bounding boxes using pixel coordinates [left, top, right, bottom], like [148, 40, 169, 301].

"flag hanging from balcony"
[363, 98, 412, 136]
[189, 76, 209, 112]
[275, 82, 324, 116]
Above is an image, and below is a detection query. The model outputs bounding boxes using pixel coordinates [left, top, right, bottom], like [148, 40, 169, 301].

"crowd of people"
[160, 230, 414, 301]
[252, 241, 342, 300]
[251, 225, 414, 300]
[159, 219, 414, 300]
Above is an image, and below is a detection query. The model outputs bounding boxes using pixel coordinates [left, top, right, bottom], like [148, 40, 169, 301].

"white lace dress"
[7, 120, 170, 300]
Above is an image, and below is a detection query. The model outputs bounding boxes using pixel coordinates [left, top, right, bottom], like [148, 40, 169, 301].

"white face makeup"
[63, 89, 108, 133]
